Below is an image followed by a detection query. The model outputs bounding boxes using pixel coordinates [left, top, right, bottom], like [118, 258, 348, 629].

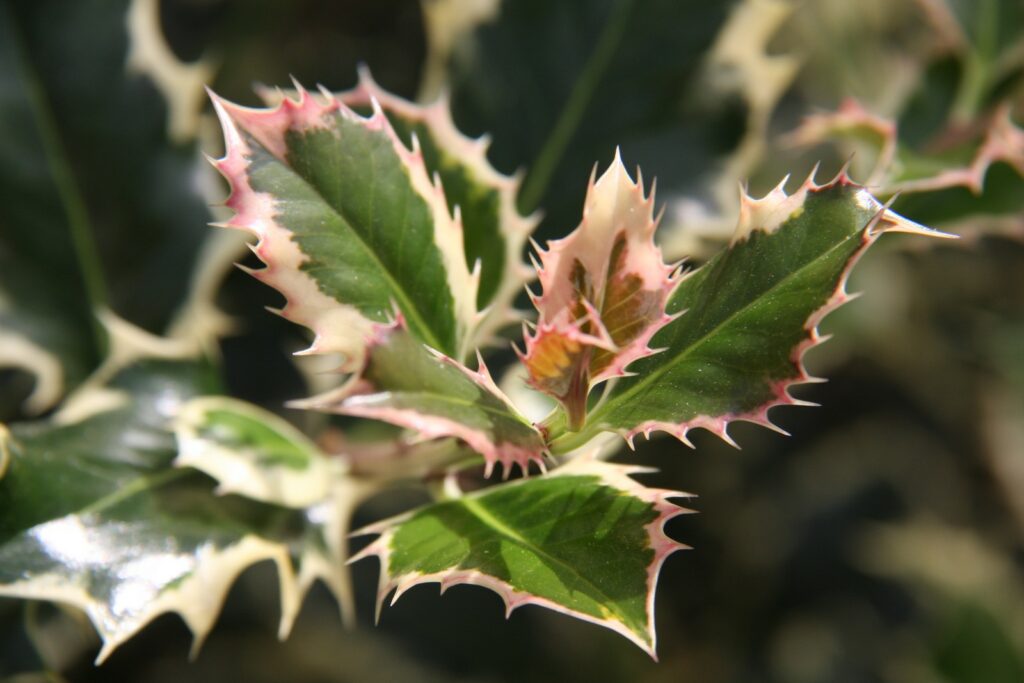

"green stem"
[951, 0, 998, 123]
[8, 6, 109, 351]
[547, 423, 599, 455]
[516, 0, 636, 214]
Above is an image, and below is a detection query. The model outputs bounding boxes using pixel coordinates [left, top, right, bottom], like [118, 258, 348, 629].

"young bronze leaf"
[522, 153, 678, 430]
[296, 318, 546, 478]
[208, 83, 479, 369]
[351, 454, 691, 659]
[546, 172, 954, 453]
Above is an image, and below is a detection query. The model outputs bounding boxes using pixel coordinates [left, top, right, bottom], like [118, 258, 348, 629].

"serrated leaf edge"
[339, 66, 537, 348]
[620, 170, 955, 449]
[0, 532, 299, 664]
[786, 99, 1024, 196]
[522, 153, 680, 421]
[295, 316, 546, 479]
[208, 82, 479, 369]
[349, 454, 693, 659]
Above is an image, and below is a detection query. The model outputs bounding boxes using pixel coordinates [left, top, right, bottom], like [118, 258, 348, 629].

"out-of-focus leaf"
[786, 99, 1024, 204]
[418, 0, 500, 101]
[352, 454, 691, 659]
[439, 0, 735, 237]
[0, 0, 213, 416]
[172, 394, 372, 631]
[125, 0, 215, 143]
[859, 520, 1024, 683]
[173, 396, 346, 509]
[661, 0, 800, 261]
[0, 318, 362, 662]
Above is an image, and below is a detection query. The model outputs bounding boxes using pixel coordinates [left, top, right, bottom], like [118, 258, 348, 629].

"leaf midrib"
[459, 494, 642, 633]
[350, 390, 538, 433]
[256, 128, 451, 354]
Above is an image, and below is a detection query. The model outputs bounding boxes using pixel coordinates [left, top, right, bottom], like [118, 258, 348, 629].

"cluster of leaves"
[3, 0, 1020, 674]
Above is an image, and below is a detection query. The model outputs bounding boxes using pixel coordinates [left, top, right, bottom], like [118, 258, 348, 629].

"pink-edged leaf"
[295, 317, 545, 478]
[786, 98, 1024, 196]
[522, 152, 679, 429]
[255, 67, 537, 349]
[337, 67, 536, 346]
[350, 453, 692, 659]
[208, 81, 478, 370]
[545, 170, 955, 454]
[783, 97, 898, 188]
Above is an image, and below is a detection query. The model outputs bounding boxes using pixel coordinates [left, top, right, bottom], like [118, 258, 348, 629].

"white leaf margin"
[349, 452, 694, 659]
[209, 81, 480, 370]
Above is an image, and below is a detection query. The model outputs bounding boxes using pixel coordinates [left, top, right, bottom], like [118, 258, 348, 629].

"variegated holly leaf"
[171, 395, 371, 630]
[0, 0, 213, 417]
[786, 99, 1024, 198]
[256, 67, 536, 347]
[351, 454, 691, 659]
[337, 68, 535, 346]
[0, 322, 363, 661]
[522, 153, 678, 430]
[296, 318, 545, 478]
[545, 172, 954, 453]
[173, 396, 344, 508]
[209, 82, 480, 371]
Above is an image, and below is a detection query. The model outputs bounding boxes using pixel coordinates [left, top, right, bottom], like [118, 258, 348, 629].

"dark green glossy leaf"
[0, 0, 212, 417]
[0, 348, 353, 662]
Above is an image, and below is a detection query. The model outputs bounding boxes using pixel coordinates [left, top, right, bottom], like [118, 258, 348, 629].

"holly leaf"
[171, 394, 370, 631]
[209, 82, 480, 369]
[786, 99, 1024, 197]
[0, 0, 214, 417]
[173, 395, 345, 508]
[435, 0, 734, 238]
[351, 454, 691, 659]
[0, 320, 362, 661]
[256, 67, 536, 347]
[546, 173, 954, 453]
[337, 68, 535, 345]
[296, 318, 545, 478]
[521, 153, 677, 429]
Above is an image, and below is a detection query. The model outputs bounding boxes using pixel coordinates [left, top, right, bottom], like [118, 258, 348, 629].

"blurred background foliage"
[1, 0, 1023, 681]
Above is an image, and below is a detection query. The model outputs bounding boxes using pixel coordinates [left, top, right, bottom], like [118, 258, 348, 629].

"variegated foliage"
[200, 74, 951, 658]
[521, 153, 679, 430]
[352, 454, 692, 659]
[0, 63, 954, 665]
[0, 319, 366, 663]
